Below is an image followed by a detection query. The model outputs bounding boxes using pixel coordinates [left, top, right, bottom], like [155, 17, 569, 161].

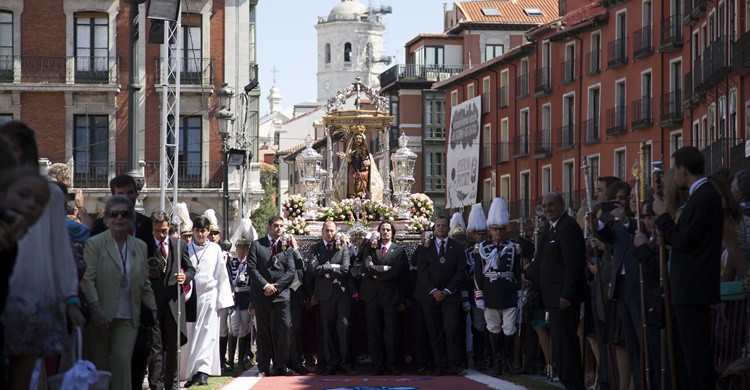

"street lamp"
[215, 83, 235, 247]
[390, 132, 417, 219]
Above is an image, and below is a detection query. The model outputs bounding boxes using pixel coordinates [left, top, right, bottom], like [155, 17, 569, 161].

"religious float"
[282, 78, 433, 259]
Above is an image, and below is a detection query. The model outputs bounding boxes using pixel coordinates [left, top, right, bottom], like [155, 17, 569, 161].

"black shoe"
[198, 372, 209, 385]
[272, 367, 295, 377]
[293, 364, 309, 375]
[256, 371, 269, 377]
[447, 368, 467, 376]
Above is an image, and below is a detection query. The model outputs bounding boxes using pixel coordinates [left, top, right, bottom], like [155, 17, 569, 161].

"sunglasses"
[108, 210, 132, 219]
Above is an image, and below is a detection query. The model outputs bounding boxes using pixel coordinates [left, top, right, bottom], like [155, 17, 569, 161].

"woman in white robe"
[179, 216, 233, 385]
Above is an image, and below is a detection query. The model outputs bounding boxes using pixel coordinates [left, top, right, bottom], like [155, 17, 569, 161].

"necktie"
[439, 241, 445, 258]
[381, 245, 387, 259]
[326, 243, 332, 259]
[271, 241, 277, 256]
[161, 241, 168, 259]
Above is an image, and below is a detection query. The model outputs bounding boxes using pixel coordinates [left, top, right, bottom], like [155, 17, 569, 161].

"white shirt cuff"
[263, 283, 271, 290]
[429, 288, 437, 294]
[596, 220, 605, 231]
[443, 289, 452, 295]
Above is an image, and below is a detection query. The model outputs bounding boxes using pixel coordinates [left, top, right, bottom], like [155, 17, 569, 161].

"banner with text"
[446, 95, 481, 209]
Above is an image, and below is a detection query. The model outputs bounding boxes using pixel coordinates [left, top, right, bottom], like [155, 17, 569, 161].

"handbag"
[48, 327, 112, 390]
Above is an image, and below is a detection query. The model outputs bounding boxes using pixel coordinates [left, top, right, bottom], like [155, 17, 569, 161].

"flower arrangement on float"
[362, 200, 397, 222]
[282, 195, 307, 219]
[409, 193, 435, 219]
[319, 199, 357, 222]
[285, 216, 307, 235]
[405, 216, 433, 234]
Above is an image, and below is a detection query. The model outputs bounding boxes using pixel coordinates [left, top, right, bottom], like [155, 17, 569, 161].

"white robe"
[180, 242, 234, 379]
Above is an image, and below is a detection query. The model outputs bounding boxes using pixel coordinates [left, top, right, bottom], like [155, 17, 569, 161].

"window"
[642, 71, 652, 98]
[614, 148, 626, 180]
[671, 131, 683, 155]
[589, 155, 600, 186]
[702, 116, 708, 149]
[500, 70, 509, 106]
[500, 117, 509, 162]
[520, 108, 530, 155]
[485, 44, 504, 61]
[344, 42, 352, 63]
[483, 179, 493, 205]
[692, 121, 700, 147]
[520, 171, 531, 218]
[425, 46, 444, 66]
[729, 89, 737, 145]
[670, 60, 682, 92]
[564, 43, 575, 81]
[563, 161, 575, 207]
[450, 90, 458, 106]
[482, 124, 492, 167]
[467, 83, 475, 99]
[483, 76, 491, 94]
[0, 12, 11, 81]
[325, 43, 331, 64]
[180, 13, 203, 83]
[692, 30, 700, 63]
[542, 166, 551, 195]
[542, 40, 551, 68]
[424, 92, 446, 139]
[709, 104, 716, 144]
[167, 116, 203, 184]
[590, 32, 601, 73]
[709, 12, 715, 43]
[587, 86, 600, 140]
[0, 114, 12, 125]
[500, 175, 510, 200]
[390, 98, 399, 129]
[643, 142, 653, 184]
[74, 115, 109, 180]
[424, 151, 446, 191]
[524, 8, 543, 16]
[481, 7, 501, 16]
[542, 104, 551, 131]
[617, 11, 627, 39]
[563, 94, 575, 147]
[643, 0, 652, 27]
[74, 13, 109, 81]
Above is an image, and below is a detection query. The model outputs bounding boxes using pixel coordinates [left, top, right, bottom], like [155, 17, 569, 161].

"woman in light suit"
[82, 194, 157, 390]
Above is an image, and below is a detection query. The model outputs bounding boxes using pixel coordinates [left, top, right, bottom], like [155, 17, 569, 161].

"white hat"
[467, 203, 488, 232]
[487, 198, 510, 228]
[234, 218, 256, 246]
[172, 202, 193, 235]
[449, 212, 467, 237]
[203, 209, 220, 232]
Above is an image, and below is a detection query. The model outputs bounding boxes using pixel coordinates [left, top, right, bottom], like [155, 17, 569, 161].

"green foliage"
[251, 167, 278, 237]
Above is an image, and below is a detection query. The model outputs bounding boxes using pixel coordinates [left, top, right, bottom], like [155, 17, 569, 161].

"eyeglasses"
[108, 210, 132, 219]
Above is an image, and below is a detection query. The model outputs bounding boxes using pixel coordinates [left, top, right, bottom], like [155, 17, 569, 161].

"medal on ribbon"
[439, 257, 446, 264]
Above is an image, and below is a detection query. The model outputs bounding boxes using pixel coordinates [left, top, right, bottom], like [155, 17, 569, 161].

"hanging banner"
[446, 95, 481, 209]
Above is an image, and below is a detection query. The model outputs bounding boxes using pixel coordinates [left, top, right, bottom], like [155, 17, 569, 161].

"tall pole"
[127, 3, 144, 201]
[222, 133, 230, 238]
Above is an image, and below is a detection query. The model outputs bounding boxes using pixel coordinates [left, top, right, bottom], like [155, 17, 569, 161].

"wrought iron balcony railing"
[499, 86, 509, 108]
[560, 123, 575, 149]
[482, 142, 493, 168]
[660, 90, 683, 125]
[534, 67, 552, 96]
[496, 141, 510, 163]
[534, 128, 551, 155]
[659, 16, 683, 51]
[482, 92, 491, 114]
[155, 57, 214, 85]
[607, 37, 628, 68]
[378, 64, 469, 89]
[514, 133, 529, 157]
[561, 58, 575, 83]
[631, 97, 653, 129]
[73, 161, 127, 188]
[583, 117, 600, 144]
[585, 49, 601, 75]
[145, 161, 224, 189]
[732, 30, 750, 76]
[633, 26, 653, 58]
[515, 74, 529, 98]
[684, 0, 706, 26]
[606, 106, 627, 135]
[0, 56, 119, 84]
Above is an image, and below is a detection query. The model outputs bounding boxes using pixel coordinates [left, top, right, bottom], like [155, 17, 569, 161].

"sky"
[256, 0, 446, 116]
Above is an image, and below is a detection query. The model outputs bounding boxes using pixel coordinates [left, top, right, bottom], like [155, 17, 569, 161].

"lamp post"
[390, 132, 417, 219]
[216, 83, 234, 247]
[296, 135, 324, 220]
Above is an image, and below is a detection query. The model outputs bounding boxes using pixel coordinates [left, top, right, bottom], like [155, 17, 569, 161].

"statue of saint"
[333, 125, 384, 202]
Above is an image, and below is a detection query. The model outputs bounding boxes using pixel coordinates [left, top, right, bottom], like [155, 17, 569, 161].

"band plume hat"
[234, 218, 256, 247]
[449, 212, 467, 237]
[203, 209, 220, 232]
[486, 197, 510, 228]
[467, 203, 488, 232]
[172, 202, 193, 236]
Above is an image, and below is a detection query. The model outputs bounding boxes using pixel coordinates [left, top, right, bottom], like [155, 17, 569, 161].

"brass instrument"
[653, 159, 677, 390]
[146, 256, 165, 280]
[634, 141, 651, 389]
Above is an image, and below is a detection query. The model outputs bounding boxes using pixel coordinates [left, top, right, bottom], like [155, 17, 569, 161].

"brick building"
[0, 0, 263, 224]
[379, 0, 559, 216]
[433, 0, 750, 219]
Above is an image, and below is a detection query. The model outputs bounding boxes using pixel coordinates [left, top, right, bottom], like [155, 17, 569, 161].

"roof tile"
[455, 0, 559, 25]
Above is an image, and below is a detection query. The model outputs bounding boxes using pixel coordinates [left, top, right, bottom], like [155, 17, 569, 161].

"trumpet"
[147, 256, 165, 279]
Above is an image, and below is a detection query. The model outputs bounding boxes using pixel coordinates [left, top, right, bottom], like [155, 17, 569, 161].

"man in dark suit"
[287, 229, 309, 375]
[247, 216, 297, 377]
[146, 211, 196, 390]
[415, 216, 467, 376]
[360, 221, 409, 375]
[309, 221, 355, 375]
[89, 174, 157, 390]
[653, 146, 723, 390]
[537, 192, 586, 390]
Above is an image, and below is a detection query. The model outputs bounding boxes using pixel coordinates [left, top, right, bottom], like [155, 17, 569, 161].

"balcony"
[693, 55, 704, 99]
[702, 37, 731, 87]
[482, 142, 493, 168]
[683, 73, 695, 108]
[378, 64, 469, 91]
[499, 86, 509, 108]
[659, 16, 683, 52]
[482, 92, 491, 114]
[534, 67, 552, 96]
[508, 199, 531, 220]
[534, 128, 552, 157]
[631, 97, 653, 129]
[607, 37, 628, 68]
[659, 90, 683, 127]
[0, 56, 119, 86]
[585, 49, 601, 75]
[732, 31, 750, 76]
[562, 189, 585, 211]
[702, 138, 727, 176]
[155, 57, 214, 86]
[684, 0, 706, 26]
[582, 117, 600, 144]
[606, 106, 627, 135]
[73, 161, 127, 188]
[515, 74, 529, 98]
[561, 58, 575, 83]
[514, 134, 529, 157]
[496, 141, 510, 163]
[145, 161, 225, 189]
[559, 123, 575, 149]
[633, 26, 653, 58]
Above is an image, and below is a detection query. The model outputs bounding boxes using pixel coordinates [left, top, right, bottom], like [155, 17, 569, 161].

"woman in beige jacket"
[82, 194, 156, 390]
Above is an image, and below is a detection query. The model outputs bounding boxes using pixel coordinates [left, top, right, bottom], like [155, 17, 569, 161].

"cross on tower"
[271, 66, 279, 84]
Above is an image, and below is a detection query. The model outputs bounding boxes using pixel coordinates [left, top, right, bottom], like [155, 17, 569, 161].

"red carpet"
[249, 374, 494, 389]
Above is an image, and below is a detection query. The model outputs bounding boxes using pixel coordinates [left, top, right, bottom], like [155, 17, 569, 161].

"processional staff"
[633, 141, 651, 390]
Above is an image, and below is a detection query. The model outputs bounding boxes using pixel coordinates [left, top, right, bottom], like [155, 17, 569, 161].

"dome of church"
[328, 0, 368, 21]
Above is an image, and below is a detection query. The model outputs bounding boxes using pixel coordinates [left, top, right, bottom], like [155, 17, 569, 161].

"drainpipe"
[489, 67, 500, 200]
[574, 35, 584, 199]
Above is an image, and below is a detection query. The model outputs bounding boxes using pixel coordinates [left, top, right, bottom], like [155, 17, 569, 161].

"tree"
[251, 166, 278, 237]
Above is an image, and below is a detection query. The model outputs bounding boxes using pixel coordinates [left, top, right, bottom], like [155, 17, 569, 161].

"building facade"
[379, 0, 559, 216]
[434, 0, 750, 220]
[0, 0, 263, 224]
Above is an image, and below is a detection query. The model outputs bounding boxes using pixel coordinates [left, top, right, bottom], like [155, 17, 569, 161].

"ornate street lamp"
[215, 83, 235, 246]
[390, 132, 417, 219]
[296, 135, 324, 220]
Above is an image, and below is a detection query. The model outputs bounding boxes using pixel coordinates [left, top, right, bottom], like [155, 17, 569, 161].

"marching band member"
[228, 219, 256, 371]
